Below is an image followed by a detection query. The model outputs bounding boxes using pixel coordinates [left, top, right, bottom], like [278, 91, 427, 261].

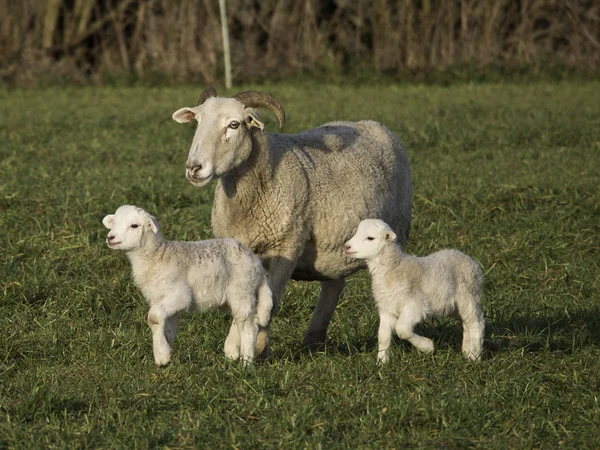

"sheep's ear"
[385, 231, 397, 242]
[147, 216, 159, 234]
[172, 107, 199, 123]
[102, 214, 115, 229]
[244, 108, 264, 130]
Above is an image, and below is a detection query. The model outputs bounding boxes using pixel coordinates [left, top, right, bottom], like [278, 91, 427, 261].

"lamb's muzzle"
[106, 234, 120, 247]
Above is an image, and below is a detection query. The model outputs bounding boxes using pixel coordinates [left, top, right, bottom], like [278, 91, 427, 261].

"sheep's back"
[287, 121, 412, 280]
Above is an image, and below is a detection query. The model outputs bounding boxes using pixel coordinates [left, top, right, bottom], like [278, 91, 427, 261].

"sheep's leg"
[302, 278, 345, 348]
[256, 255, 298, 358]
[377, 312, 396, 364]
[164, 314, 179, 348]
[236, 317, 258, 365]
[224, 319, 241, 360]
[147, 298, 189, 367]
[395, 304, 434, 354]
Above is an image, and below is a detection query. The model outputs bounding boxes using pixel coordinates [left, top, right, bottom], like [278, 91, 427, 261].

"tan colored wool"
[172, 89, 412, 356]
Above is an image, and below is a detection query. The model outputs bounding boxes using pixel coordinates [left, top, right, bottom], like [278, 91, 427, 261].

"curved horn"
[232, 91, 286, 130]
[197, 86, 217, 106]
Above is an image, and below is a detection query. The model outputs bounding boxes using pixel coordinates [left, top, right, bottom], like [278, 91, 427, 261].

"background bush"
[1, 0, 599, 86]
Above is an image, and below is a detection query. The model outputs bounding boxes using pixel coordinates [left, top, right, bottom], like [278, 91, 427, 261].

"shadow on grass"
[278, 306, 600, 362]
[484, 307, 600, 356]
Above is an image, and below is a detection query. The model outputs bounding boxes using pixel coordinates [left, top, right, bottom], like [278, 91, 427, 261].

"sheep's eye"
[131, 224, 139, 229]
[229, 121, 240, 129]
[367, 236, 375, 241]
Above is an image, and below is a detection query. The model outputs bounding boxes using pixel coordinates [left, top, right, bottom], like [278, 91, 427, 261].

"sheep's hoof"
[301, 330, 327, 349]
[255, 345, 271, 361]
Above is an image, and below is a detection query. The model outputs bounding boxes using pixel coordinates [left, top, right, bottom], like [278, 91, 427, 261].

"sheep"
[345, 219, 485, 363]
[171, 87, 412, 356]
[102, 204, 273, 366]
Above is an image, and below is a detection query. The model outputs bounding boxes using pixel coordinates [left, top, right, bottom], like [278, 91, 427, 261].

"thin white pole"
[218, 0, 232, 89]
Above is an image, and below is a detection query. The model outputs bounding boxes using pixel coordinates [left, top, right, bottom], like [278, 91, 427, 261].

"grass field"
[1, 81, 599, 449]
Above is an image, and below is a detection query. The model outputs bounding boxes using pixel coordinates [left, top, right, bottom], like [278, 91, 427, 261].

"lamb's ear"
[244, 108, 264, 130]
[147, 216, 159, 234]
[385, 230, 397, 242]
[102, 214, 115, 229]
[172, 107, 199, 123]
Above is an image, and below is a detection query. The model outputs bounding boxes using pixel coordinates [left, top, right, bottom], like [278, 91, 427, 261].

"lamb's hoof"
[154, 353, 171, 367]
[240, 357, 255, 368]
[224, 350, 241, 361]
[418, 341, 435, 355]
[410, 336, 434, 355]
[377, 355, 390, 365]
[463, 350, 482, 361]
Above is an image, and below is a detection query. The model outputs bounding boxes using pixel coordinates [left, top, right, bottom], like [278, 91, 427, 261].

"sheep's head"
[345, 219, 397, 260]
[102, 205, 159, 251]
[172, 87, 285, 187]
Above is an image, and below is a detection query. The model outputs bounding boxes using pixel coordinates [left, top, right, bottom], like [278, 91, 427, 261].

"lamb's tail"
[256, 278, 273, 328]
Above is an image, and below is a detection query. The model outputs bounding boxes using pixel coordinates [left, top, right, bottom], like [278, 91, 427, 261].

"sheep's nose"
[186, 165, 202, 180]
[108, 234, 116, 241]
[345, 244, 351, 250]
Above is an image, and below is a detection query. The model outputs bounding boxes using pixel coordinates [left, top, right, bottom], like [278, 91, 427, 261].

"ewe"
[345, 219, 485, 363]
[172, 87, 412, 356]
[102, 205, 272, 366]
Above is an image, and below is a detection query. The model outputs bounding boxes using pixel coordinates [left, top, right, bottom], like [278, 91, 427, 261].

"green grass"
[1, 81, 599, 449]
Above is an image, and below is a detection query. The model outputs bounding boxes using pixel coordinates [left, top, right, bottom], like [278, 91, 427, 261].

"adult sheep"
[172, 87, 412, 356]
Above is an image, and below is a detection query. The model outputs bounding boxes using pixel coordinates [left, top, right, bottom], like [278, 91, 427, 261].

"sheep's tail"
[256, 278, 273, 328]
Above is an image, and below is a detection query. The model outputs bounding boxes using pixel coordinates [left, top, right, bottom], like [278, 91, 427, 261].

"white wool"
[103, 205, 272, 366]
[346, 219, 485, 363]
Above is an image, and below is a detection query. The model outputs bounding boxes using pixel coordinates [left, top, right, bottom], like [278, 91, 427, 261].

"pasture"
[1, 82, 599, 448]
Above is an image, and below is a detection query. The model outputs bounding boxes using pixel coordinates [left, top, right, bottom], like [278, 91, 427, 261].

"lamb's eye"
[131, 224, 139, 229]
[367, 236, 375, 241]
[229, 121, 240, 129]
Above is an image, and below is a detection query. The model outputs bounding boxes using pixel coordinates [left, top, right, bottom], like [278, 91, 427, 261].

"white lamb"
[345, 219, 485, 363]
[102, 205, 273, 366]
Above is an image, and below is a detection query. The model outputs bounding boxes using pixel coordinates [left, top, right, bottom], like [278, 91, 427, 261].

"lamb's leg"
[302, 278, 345, 348]
[224, 319, 241, 360]
[377, 312, 396, 364]
[256, 255, 298, 358]
[147, 299, 189, 367]
[395, 304, 434, 354]
[237, 317, 258, 366]
[460, 303, 485, 361]
[148, 309, 173, 367]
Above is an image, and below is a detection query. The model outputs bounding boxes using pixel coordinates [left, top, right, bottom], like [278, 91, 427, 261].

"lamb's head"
[172, 87, 286, 187]
[102, 205, 159, 252]
[345, 219, 397, 260]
